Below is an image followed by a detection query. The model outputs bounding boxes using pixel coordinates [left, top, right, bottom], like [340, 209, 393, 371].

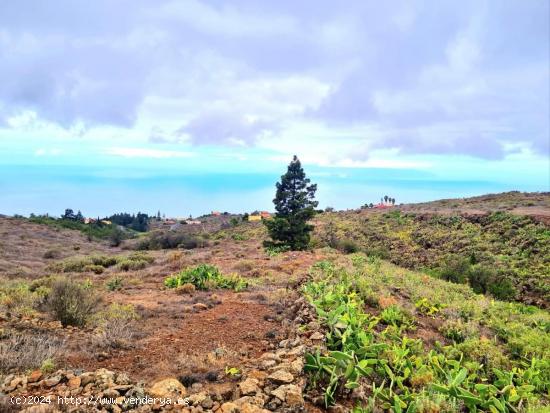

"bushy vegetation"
[164, 264, 248, 292]
[28, 215, 127, 242]
[48, 252, 154, 273]
[107, 212, 150, 232]
[0, 330, 63, 374]
[46, 278, 100, 327]
[92, 303, 139, 349]
[136, 231, 207, 250]
[303, 256, 550, 411]
[0, 280, 49, 318]
[318, 210, 550, 305]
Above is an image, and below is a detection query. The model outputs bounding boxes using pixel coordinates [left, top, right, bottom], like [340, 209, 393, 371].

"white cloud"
[104, 147, 194, 159]
[152, 0, 298, 37]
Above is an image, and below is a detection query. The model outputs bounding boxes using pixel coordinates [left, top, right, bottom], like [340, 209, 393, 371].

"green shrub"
[106, 276, 123, 291]
[466, 265, 494, 294]
[46, 278, 99, 327]
[264, 244, 290, 256]
[86, 264, 105, 274]
[51, 255, 124, 273]
[437, 257, 469, 284]
[117, 259, 146, 271]
[415, 298, 444, 316]
[338, 239, 360, 254]
[116, 252, 154, 271]
[90, 256, 119, 267]
[380, 305, 412, 328]
[303, 260, 549, 411]
[127, 252, 154, 263]
[487, 277, 516, 300]
[164, 264, 247, 292]
[0, 282, 43, 317]
[439, 319, 476, 343]
[137, 232, 206, 250]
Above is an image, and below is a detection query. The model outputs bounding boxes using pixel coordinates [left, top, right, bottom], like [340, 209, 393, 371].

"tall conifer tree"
[264, 155, 318, 250]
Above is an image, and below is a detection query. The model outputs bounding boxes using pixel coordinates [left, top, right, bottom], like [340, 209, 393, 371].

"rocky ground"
[1, 292, 323, 413]
[0, 218, 327, 412]
[1, 192, 549, 412]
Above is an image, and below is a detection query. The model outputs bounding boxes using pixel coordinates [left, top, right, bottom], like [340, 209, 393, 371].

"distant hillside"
[399, 191, 550, 223]
[0, 217, 116, 277]
[314, 191, 550, 307]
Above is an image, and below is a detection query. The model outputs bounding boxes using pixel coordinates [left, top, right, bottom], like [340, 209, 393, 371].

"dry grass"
[0, 330, 64, 373]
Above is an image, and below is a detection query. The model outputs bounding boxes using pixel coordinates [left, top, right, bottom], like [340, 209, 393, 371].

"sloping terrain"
[0, 191, 549, 412]
[314, 193, 550, 307]
[0, 217, 117, 277]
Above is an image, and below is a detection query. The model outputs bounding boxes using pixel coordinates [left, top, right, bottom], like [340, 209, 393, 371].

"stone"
[278, 339, 290, 348]
[260, 359, 276, 370]
[68, 376, 81, 390]
[286, 345, 305, 357]
[284, 386, 304, 407]
[188, 391, 207, 406]
[240, 403, 270, 413]
[219, 402, 239, 413]
[28, 370, 42, 383]
[113, 384, 133, 394]
[115, 373, 131, 385]
[246, 370, 267, 381]
[3, 374, 15, 386]
[267, 370, 294, 384]
[309, 331, 324, 341]
[43, 376, 61, 387]
[270, 386, 286, 401]
[270, 384, 303, 407]
[148, 378, 187, 399]
[103, 388, 120, 398]
[191, 382, 203, 392]
[5, 377, 22, 392]
[201, 396, 214, 410]
[238, 378, 260, 396]
[193, 303, 208, 311]
[233, 395, 266, 408]
[266, 398, 281, 410]
[290, 359, 304, 375]
[259, 352, 279, 361]
[307, 321, 321, 330]
[79, 373, 95, 387]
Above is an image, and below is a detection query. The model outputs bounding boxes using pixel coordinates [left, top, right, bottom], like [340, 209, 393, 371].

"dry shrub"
[168, 251, 184, 263]
[176, 283, 196, 295]
[0, 330, 63, 373]
[43, 249, 60, 259]
[176, 346, 239, 377]
[233, 260, 254, 273]
[47, 278, 100, 327]
[93, 304, 139, 349]
[378, 295, 398, 309]
[94, 318, 136, 349]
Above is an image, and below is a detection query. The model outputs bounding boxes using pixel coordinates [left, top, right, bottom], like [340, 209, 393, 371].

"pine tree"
[264, 155, 318, 250]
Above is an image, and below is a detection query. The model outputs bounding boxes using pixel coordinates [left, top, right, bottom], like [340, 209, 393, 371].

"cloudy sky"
[1, 0, 549, 217]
